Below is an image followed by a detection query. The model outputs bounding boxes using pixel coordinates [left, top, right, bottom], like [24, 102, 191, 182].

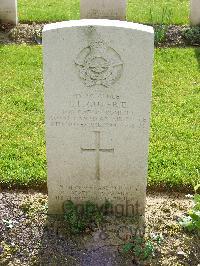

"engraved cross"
[81, 131, 114, 180]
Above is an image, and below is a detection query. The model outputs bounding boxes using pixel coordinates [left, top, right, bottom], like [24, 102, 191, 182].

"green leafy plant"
[154, 25, 168, 45]
[179, 185, 200, 233]
[123, 234, 163, 261]
[20, 196, 48, 217]
[64, 200, 111, 234]
[182, 27, 200, 46]
[2, 219, 14, 229]
[0, 241, 18, 264]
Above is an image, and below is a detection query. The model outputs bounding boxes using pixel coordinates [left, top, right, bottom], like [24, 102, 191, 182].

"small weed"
[179, 185, 200, 233]
[0, 241, 18, 264]
[123, 233, 163, 261]
[20, 201, 32, 213]
[2, 219, 15, 229]
[154, 25, 168, 45]
[64, 200, 111, 234]
[20, 195, 48, 217]
[182, 26, 200, 46]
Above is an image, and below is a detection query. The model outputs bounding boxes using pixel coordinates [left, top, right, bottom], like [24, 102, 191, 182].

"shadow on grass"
[194, 47, 200, 69]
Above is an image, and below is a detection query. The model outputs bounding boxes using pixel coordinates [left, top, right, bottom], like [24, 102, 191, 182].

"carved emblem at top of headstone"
[75, 39, 123, 87]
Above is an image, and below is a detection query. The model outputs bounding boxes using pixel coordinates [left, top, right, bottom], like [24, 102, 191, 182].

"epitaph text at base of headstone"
[80, 0, 127, 20]
[0, 0, 17, 25]
[43, 20, 154, 216]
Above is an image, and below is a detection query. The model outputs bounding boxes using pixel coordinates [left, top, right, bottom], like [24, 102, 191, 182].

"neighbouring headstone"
[0, 0, 17, 25]
[80, 0, 127, 20]
[43, 20, 154, 216]
[190, 0, 200, 25]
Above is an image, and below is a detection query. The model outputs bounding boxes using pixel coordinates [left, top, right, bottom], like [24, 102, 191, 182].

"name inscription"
[48, 91, 148, 129]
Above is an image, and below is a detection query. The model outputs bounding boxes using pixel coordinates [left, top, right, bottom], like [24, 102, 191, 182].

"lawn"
[0, 45, 45, 187]
[150, 48, 200, 189]
[0, 46, 199, 189]
[18, 0, 189, 25]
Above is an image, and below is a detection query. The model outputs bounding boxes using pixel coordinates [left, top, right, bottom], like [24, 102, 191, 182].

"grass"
[0, 46, 199, 189]
[18, 0, 189, 25]
[18, 0, 80, 23]
[0, 45, 45, 187]
[127, 0, 189, 25]
[150, 48, 200, 189]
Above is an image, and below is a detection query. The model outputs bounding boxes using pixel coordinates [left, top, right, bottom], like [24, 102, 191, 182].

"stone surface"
[0, 0, 17, 25]
[80, 0, 127, 20]
[43, 20, 154, 216]
[190, 0, 200, 25]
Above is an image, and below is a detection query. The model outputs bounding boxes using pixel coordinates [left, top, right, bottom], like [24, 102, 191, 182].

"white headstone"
[190, 0, 200, 25]
[80, 0, 127, 20]
[43, 20, 154, 216]
[0, 0, 17, 25]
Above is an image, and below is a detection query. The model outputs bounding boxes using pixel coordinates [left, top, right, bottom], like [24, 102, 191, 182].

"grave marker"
[0, 0, 17, 25]
[43, 20, 154, 216]
[190, 0, 200, 25]
[80, 0, 127, 20]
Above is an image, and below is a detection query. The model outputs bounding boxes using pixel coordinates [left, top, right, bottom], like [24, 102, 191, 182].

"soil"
[0, 23, 44, 45]
[157, 25, 189, 47]
[0, 190, 199, 265]
[0, 23, 199, 47]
